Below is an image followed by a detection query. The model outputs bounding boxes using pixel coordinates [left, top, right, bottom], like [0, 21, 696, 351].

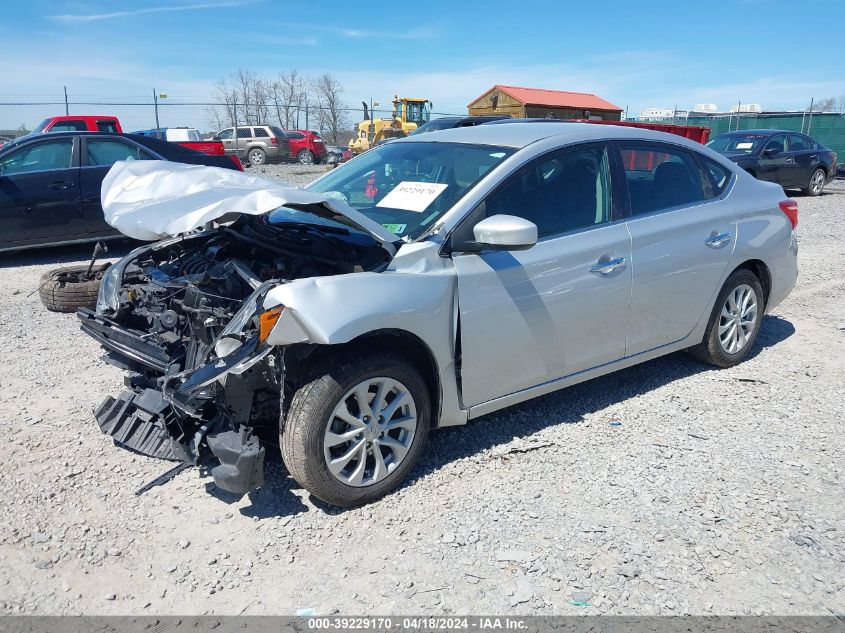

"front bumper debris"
[79, 306, 279, 497]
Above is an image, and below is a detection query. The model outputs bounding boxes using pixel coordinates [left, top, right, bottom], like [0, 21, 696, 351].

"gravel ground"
[0, 165, 843, 616]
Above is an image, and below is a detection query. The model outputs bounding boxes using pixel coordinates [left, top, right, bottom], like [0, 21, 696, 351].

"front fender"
[262, 253, 466, 427]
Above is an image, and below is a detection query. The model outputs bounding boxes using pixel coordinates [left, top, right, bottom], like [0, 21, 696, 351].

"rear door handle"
[705, 233, 731, 248]
[49, 181, 74, 191]
[589, 257, 626, 275]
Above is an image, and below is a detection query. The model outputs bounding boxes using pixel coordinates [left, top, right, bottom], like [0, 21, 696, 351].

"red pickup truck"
[34, 115, 122, 133]
[34, 116, 228, 158]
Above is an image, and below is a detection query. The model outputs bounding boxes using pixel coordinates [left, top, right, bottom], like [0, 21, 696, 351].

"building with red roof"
[468, 85, 623, 121]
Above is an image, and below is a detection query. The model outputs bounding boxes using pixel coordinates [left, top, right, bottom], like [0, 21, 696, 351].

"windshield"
[306, 141, 513, 239]
[32, 119, 51, 134]
[707, 133, 769, 154]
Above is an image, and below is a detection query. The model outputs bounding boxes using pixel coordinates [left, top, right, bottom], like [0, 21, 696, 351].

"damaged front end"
[79, 217, 389, 495]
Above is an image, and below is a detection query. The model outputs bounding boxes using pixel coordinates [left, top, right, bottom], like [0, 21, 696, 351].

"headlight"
[96, 263, 122, 313]
[214, 281, 282, 358]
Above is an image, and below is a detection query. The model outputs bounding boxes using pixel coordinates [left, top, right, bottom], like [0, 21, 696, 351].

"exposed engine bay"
[78, 214, 391, 495]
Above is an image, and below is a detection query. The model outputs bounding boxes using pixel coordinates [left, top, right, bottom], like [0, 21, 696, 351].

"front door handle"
[590, 257, 626, 275]
[705, 233, 731, 248]
[49, 181, 74, 191]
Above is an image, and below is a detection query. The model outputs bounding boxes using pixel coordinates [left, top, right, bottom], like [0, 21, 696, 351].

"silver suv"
[213, 125, 291, 166]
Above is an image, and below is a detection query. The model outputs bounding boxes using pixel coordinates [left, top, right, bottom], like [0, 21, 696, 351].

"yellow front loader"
[349, 96, 432, 154]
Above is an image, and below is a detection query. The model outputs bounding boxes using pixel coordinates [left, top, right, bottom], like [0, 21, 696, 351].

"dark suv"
[707, 129, 837, 196]
[213, 125, 291, 166]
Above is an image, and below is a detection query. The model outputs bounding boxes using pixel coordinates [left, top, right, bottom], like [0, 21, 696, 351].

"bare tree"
[814, 97, 837, 112]
[210, 69, 272, 128]
[271, 70, 303, 129]
[313, 73, 349, 144]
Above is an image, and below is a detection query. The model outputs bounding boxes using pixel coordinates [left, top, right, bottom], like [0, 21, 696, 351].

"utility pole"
[807, 97, 815, 135]
[153, 89, 161, 135]
[63, 86, 69, 115]
[305, 94, 309, 130]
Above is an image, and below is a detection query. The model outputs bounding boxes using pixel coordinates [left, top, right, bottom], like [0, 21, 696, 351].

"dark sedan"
[410, 115, 511, 135]
[0, 132, 243, 253]
[707, 129, 837, 196]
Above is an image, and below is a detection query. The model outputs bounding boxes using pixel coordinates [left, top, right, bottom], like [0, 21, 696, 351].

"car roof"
[717, 129, 798, 136]
[394, 121, 708, 150]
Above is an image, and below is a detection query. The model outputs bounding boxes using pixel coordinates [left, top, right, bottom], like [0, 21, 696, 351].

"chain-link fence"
[628, 112, 845, 156]
[0, 95, 464, 145]
[4, 95, 844, 157]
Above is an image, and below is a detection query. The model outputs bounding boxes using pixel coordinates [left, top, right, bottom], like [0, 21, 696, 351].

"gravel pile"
[0, 178, 842, 616]
[249, 163, 333, 188]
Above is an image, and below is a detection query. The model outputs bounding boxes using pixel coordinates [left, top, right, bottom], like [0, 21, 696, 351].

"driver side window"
[484, 144, 612, 238]
[763, 135, 786, 155]
[0, 139, 74, 176]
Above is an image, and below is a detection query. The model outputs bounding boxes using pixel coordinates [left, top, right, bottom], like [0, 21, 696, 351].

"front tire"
[281, 352, 430, 508]
[803, 168, 826, 196]
[689, 269, 764, 368]
[297, 150, 315, 165]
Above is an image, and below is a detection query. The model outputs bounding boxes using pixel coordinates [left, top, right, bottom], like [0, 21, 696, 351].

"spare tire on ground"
[38, 263, 111, 313]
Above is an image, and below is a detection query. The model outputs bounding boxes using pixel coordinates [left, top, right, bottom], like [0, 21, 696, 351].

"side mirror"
[763, 146, 780, 156]
[212, 135, 220, 141]
[465, 214, 538, 252]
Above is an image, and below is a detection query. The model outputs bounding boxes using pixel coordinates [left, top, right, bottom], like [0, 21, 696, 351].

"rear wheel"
[297, 150, 315, 165]
[247, 147, 266, 166]
[689, 269, 764, 367]
[281, 352, 430, 508]
[803, 168, 826, 196]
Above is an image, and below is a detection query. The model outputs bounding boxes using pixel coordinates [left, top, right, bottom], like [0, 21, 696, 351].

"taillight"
[779, 199, 798, 229]
[228, 155, 244, 171]
[270, 137, 278, 145]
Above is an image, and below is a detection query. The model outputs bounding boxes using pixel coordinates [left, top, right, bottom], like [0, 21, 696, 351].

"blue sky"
[2, 0, 843, 120]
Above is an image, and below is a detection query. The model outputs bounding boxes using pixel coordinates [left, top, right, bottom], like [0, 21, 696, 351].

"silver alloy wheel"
[249, 149, 265, 165]
[323, 377, 418, 487]
[298, 150, 314, 165]
[811, 169, 825, 194]
[718, 283, 758, 354]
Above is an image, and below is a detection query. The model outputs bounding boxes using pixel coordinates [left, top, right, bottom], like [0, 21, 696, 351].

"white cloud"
[48, 0, 262, 23]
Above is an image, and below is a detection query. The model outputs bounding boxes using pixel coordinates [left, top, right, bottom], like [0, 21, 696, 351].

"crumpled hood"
[101, 160, 399, 250]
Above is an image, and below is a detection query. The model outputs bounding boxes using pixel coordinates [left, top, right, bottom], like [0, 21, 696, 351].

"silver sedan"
[85, 123, 798, 507]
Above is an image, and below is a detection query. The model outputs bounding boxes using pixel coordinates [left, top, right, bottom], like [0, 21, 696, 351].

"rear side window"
[87, 139, 153, 166]
[620, 144, 706, 215]
[287, 131, 305, 140]
[235, 128, 251, 139]
[0, 138, 74, 175]
[49, 120, 87, 132]
[788, 134, 815, 152]
[217, 129, 233, 140]
[699, 155, 731, 198]
[252, 127, 269, 137]
[96, 120, 119, 133]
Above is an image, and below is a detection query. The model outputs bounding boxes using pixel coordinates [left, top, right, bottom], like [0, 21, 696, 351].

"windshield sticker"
[376, 181, 448, 213]
[735, 142, 754, 150]
[381, 223, 407, 234]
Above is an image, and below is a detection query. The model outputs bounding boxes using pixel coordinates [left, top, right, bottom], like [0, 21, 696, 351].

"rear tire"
[802, 168, 826, 196]
[248, 147, 266, 166]
[689, 269, 764, 368]
[297, 150, 315, 165]
[281, 352, 430, 508]
[38, 264, 110, 313]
